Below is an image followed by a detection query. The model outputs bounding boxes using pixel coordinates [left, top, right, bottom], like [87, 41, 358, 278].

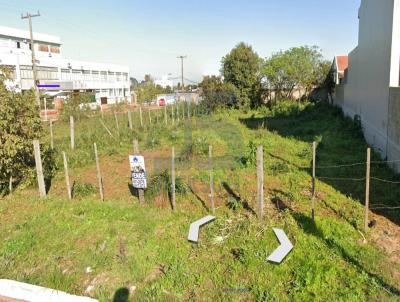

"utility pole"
[22, 11, 41, 106]
[177, 55, 187, 91]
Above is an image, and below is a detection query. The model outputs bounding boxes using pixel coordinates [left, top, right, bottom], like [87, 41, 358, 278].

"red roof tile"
[336, 56, 348, 72]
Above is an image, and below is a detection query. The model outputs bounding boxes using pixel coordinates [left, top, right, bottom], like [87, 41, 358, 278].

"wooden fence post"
[128, 108, 133, 130]
[49, 120, 54, 149]
[209, 145, 215, 214]
[171, 147, 176, 210]
[139, 106, 143, 127]
[133, 140, 145, 204]
[33, 140, 46, 198]
[148, 109, 152, 125]
[312, 141, 317, 222]
[94, 143, 104, 201]
[70, 116, 74, 150]
[62, 151, 72, 200]
[114, 112, 120, 136]
[364, 148, 371, 233]
[257, 145, 264, 220]
[164, 105, 167, 125]
[9, 176, 12, 195]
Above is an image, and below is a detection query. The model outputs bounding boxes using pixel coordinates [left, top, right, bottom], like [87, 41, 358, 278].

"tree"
[221, 42, 262, 108]
[135, 75, 173, 104]
[263, 46, 330, 101]
[0, 67, 42, 186]
[130, 77, 139, 91]
[200, 75, 237, 110]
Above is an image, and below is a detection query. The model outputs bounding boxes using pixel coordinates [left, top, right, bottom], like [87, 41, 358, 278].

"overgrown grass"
[0, 101, 399, 301]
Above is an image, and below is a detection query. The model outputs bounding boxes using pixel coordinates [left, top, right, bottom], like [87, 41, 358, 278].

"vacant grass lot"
[0, 102, 399, 301]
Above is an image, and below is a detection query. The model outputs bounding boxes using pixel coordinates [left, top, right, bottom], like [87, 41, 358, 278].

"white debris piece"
[85, 267, 93, 273]
[0, 279, 98, 302]
[188, 215, 216, 243]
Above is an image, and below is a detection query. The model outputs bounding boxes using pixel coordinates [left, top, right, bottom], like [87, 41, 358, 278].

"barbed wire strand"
[316, 162, 366, 169]
[370, 177, 400, 184]
[370, 206, 400, 210]
[317, 176, 366, 181]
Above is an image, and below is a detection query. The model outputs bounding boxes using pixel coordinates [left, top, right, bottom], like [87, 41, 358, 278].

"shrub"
[226, 196, 243, 211]
[199, 75, 238, 111]
[72, 182, 98, 198]
[146, 170, 188, 199]
[0, 67, 42, 187]
[59, 92, 95, 122]
[240, 140, 258, 167]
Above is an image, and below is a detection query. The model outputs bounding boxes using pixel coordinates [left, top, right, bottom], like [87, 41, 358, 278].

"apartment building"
[0, 25, 130, 104]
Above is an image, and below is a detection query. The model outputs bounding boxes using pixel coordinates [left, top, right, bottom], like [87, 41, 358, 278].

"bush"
[146, 170, 188, 199]
[72, 182, 98, 198]
[240, 140, 258, 167]
[271, 100, 312, 117]
[0, 67, 42, 186]
[42, 145, 58, 190]
[199, 76, 238, 111]
[59, 92, 95, 122]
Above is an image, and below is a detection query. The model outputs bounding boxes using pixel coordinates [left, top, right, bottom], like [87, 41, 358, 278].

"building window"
[123, 73, 128, 81]
[20, 65, 33, 79]
[72, 69, 82, 81]
[83, 70, 91, 81]
[38, 44, 49, 52]
[100, 71, 107, 81]
[92, 71, 99, 81]
[37, 67, 58, 80]
[16, 41, 21, 49]
[50, 46, 60, 54]
[108, 72, 115, 82]
[61, 69, 71, 80]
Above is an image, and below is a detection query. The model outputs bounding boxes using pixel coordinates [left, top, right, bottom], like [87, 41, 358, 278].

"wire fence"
[265, 145, 400, 231]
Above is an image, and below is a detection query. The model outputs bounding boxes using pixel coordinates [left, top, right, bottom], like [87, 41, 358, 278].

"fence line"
[370, 177, 400, 184]
[317, 176, 366, 181]
[370, 206, 400, 210]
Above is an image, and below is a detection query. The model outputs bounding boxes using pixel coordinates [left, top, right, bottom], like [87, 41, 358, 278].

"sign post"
[129, 145, 146, 204]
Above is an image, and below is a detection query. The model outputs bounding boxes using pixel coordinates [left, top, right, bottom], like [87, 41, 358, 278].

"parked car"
[158, 98, 166, 106]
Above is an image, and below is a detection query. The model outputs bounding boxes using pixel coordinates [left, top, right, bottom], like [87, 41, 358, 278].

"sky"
[0, 0, 361, 83]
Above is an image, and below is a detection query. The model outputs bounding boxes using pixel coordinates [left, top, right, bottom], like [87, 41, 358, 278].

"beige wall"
[387, 87, 400, 171]
[337, 0, 400, 159]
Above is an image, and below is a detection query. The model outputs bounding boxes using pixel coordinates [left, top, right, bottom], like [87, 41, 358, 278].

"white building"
[334, 0, 400, 171]
[0, 25, 130, 104]
[154, 75, 173, 89]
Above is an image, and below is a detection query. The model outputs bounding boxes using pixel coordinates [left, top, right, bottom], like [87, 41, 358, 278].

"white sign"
[129, 155, 147, 189]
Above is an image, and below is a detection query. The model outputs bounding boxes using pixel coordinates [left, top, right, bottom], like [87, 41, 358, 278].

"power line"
[40, 15, 179, 57]
[184, 77, 199, 85]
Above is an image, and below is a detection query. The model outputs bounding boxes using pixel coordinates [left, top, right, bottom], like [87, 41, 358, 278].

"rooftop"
[336, 55, 348, 72]
[0, 25, 61, 45]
